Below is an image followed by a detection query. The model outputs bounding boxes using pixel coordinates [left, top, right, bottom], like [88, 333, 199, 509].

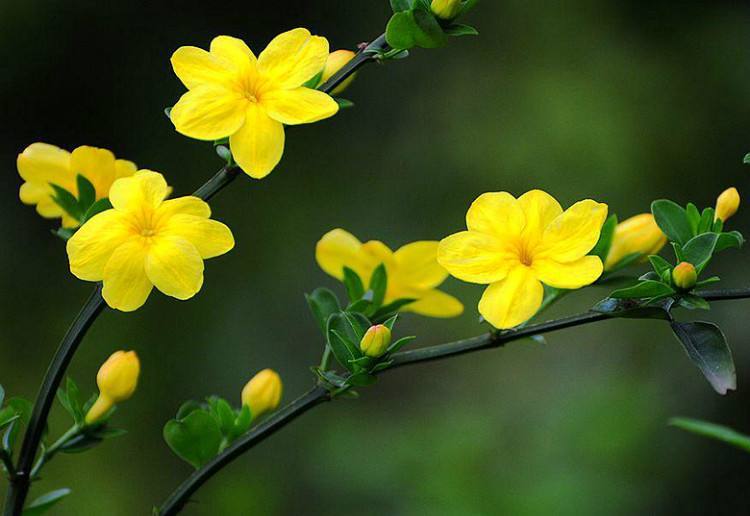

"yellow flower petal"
[405, 289, 464, 318]
[478, 267, 543, 329]
[115, 159, 137, 180]
[210, 35, 257, 77]
[532, 255, 603, 289]
[171, 84, 247, 141]
[110, 170, 169, 213]
[17, 143, 73, 192]
[156, 196, 211, 220]
[466, 192, 525, 238]
[102, 239, 153, 312]
[518, 189, 562, 248]
[36, 198, 64, 218]
[229, 103, 285, 178]
[262, 87, 339, 125]
[393, 241, 447, 289]
[19, 182, 49, 205]
[361, 241, 395, 271]
[67, 210, 133, 281]
[538, 200, 608, 262]
[145, 236, 204, 300]
[257, 28, 329, 89]
[70, 146, 116, 198]
[315, 229, 373, 281]
[171, 45, 237, 89]
[437, 231, 518, 284]
[161, 214, 234, 259]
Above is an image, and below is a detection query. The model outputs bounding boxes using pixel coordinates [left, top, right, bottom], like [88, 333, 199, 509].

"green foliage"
[591, 214, 617, 261]
[670, 417, 750, 452]
[385, 0, 478, 50]
[50, 175, 105, 226]
[22, 488, 72, 515]
[163, 397, 253, 469]
[670, 321, 735, 395]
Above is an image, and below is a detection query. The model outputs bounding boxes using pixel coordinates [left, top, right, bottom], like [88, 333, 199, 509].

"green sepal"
[591, 214, 617, 261]
[670, 321, 735, 395]
[22, 488, 72, 516]
[163, 409, 223, 469]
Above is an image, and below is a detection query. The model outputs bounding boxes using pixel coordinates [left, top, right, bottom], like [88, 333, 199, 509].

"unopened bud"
[85, 350, 140, 425]
[360, 325, 391, 358]
[672, 262, 697, 290]
[715, 187, 740, 222]
[241, 369, 282, 418]
[604, 214, 667, 271]
[431, 0, 463, 19]
[320, 50, 357, 95]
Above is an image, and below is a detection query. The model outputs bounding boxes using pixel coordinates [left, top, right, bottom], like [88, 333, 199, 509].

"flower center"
[140, 227, 157, 238]
[517, 242, 534, 266]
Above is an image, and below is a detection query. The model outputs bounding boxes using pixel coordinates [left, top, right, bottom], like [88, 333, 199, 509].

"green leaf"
[648, 255, 672, 280]
[592, 297, 673, 320]
[306, 288, 341, 334]
[591, 214, 617, 261]
[697, 208, 715, 234]
[59, 432, 103, 454]
[326, 313, 364, 371]
[744, 153, 750, 165]
[651, 200, 693, 245]
[0, 409, 18, 429]
[176, 400, 203, 420]
[58, 378, 84, 425]
[387, 335, 417, 354]
[346, 299, 371, 313]
[342, 267, 365, 302]
[386, 11, 419, 49]
[460, 0, 480, 15]
[81, 198, 112, 224]
[685, 203, 701, 235]
[714, 231, 744, 253]
[412, 7, 448, 47]
[0, 385, 4, 407]
[228, 405, 252, 441]
[368, 264, 388, 312]
[383, 314, 398, 331]
[385, 7, 447, 50]
[695, 276, 721, 287]
[75, 174, 96, 212]
[390, 0, 412, 11]
[22, 488, 72, 516]
[371, 298, 417, 322]
[670, 418, 750, 452]
[163, 410, 223, 469]
[50, 183, 83, 221]
[3, 420, 18, 454]
[610, 280, 675, 299]
[342, 311, 371, 342]
[443, 23, 479, 36]
[164, 106, 173, 119]
[681, 232, 718, 273]
[678, 294, 710, 311]
[207, 397, 235, 438]
[302, 70, 323, 89]
[670, 321, 735, 395]
[346, 373, 377, 387]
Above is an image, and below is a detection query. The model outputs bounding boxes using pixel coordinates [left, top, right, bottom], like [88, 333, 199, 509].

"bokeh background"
[2, 0, 750, 514]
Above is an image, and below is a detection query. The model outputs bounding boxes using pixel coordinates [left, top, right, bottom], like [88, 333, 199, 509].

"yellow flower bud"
[241, 369, 282, 418]
[320, 50, 357, 95]
[604, 214, 667, 271]
[85, 350, 140, 425]
[431, 0, 463, 19]
[360, 325, 392, 358]
[672, 262, 697, 290]
[715, 187, 740, 222]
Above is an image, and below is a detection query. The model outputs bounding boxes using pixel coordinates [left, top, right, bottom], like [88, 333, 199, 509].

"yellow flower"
[672, 261, 697, 290]
[438, 190, 608, 329]
[316, 229, 463, 318]
[431, 0, 463, 19]
[85, 350, 140, 425]
[715, 187, 740, 222]
[604, 213, 667, 270]
[17, 143, 136, 228]
[360, 324, 392, 358]
[320, 50, 357, 95]
[170, 29, 339, 179]
[66, 170, 234, 312]
[241, 369, 282, 418]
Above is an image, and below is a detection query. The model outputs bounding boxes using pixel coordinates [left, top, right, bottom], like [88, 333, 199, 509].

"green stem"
[29, 425, 80, 479]
[157, 287, 750, 513]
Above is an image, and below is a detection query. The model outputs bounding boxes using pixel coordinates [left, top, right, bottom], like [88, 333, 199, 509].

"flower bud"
[241, 369, 282, 418]
[715, 187, 740, 222]
[431, 0, 463, 19]
[672, 262, 697, 290]
[604, 214, 667, 271]
[320, 50, 357, 95]
[360, 324, 392, 358]
[85, 350, 140, 425]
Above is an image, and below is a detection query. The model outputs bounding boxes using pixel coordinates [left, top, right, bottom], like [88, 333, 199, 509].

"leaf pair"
[50, 175, 111, 227]
[386, 0, 478, 50]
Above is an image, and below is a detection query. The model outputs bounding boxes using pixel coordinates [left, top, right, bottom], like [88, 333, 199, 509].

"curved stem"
[157, 287, 750, 513]
[4, 285, 106, 515]
[318, 34, 389, 94]
[158, 386, 330, 516]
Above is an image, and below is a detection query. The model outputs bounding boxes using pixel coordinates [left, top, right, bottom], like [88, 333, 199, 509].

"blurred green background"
[2, 0, 750, 514]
